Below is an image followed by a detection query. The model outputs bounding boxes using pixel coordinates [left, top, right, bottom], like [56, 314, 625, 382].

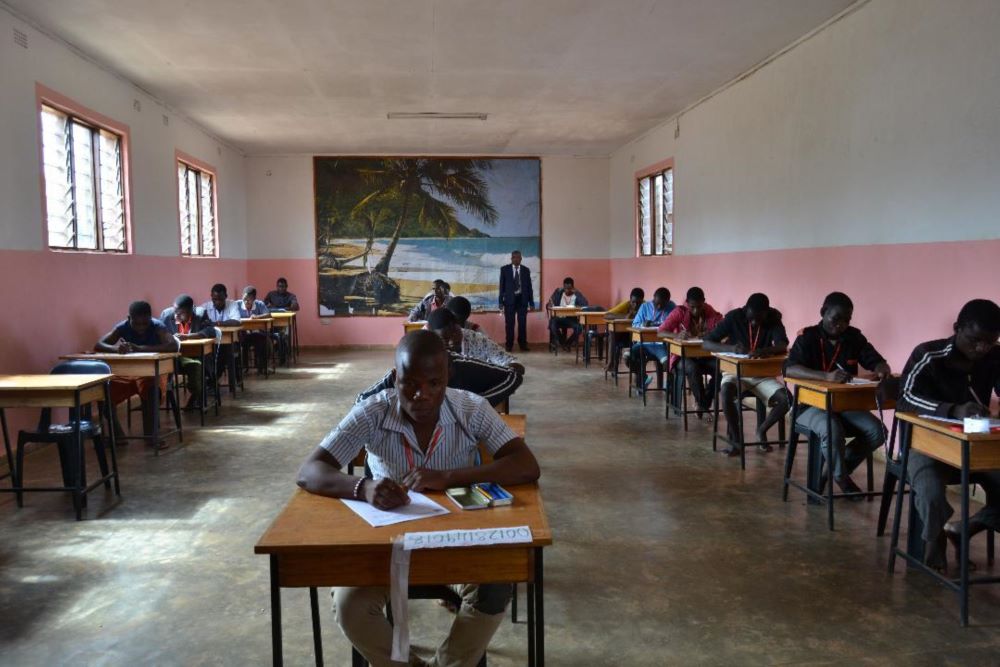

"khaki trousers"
[333, 583, 510, 667]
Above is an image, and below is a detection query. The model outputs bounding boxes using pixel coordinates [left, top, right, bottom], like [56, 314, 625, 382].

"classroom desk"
[60, 352, 181, 451]
[888, 413, 1000, 626]
[178, 338, 221, 426]
[657, 335, 713, 430]
[578, 311, 607, 367]
[216, 326, 245, 396]
[404, 320, 426, 334]
[0, 374, 117, 519]
[628, 327, 665, 405]
[254, 483, 552, 666]
[604, 318, 634, 385]
[240, 318, 275, 378]
[781, 377, 892, 529]
[711, 353, 788, 470]
[270, 311, 298, 362]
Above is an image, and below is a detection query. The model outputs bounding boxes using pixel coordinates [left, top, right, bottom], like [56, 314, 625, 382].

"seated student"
[446, 296, 481, 332]
[703, 292, 789, 455]
[264, 277, 300, 312]
[603, 287, 645, 372]
[658, 287, 723, 415]
[357, 347, 523, 408]
[784, 292, 891, 496]
[629, 287, 675, 390]
[202, 284, 242, 385]
[408, 279, 450, 322]
[297, 331, 540, 667]
[238, 286, 271, 375]
[547, 277, 589, 352]
[896, 298, 1000, 571]
[95, 301, 179, 436]
[427, 308, 525, 375]
[202, 283, 242, 325]
[159, 294, 216, 410]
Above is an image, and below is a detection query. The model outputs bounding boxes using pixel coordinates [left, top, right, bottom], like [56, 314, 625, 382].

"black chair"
[15, 360, 121, 520]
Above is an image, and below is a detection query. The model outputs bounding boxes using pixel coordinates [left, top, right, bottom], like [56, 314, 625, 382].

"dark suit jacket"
[499, 264, 535, 310]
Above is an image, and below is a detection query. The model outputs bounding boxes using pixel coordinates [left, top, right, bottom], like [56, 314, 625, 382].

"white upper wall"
[245, 156, 609, 260]
[0, 8, 247, 258]
[609, 0, 1000, 258]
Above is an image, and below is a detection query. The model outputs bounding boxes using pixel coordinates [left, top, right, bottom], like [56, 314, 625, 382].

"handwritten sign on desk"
[403, 526, 533, 550]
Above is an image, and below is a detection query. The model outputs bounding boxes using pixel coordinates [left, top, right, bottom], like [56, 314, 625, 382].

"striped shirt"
[320, 388, 518, 481]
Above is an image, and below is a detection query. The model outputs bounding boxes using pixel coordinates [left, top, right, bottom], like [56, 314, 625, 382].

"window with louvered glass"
[636, 166, 673, 256]
[177, 161, 218, 257]
[40, 104, 127, 252]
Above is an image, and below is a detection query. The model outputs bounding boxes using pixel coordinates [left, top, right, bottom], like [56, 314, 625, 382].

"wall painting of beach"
[313, 157, 541, 317]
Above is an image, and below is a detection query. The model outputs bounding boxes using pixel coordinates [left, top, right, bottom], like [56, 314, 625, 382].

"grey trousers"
[907, 450, 1000, 541]
[333, 583, 511, 667]
[795, 408, 884, 479]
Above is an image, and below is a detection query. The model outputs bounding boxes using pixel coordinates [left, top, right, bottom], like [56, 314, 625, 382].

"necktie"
[514, 266, 521, 294]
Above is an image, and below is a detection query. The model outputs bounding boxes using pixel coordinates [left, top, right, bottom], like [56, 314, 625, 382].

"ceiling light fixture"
[387, 112, 487, 121]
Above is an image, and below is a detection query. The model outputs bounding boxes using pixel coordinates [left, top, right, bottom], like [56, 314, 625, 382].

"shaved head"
[395, 331, 449, 424]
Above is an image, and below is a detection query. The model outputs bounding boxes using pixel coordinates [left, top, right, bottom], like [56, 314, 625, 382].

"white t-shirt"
[559, 292, 577, 307]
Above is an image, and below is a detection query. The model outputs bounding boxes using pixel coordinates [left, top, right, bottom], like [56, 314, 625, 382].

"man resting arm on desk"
[297, 330, 540, 667]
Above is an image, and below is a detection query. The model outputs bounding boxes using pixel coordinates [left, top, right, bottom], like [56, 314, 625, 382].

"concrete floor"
[1, 348, 999, 666]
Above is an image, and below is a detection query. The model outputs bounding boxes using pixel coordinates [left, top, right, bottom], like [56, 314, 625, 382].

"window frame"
[175, 150, 221, 259]
[35, 83, 133, 254]
[634, 158, 674, 257]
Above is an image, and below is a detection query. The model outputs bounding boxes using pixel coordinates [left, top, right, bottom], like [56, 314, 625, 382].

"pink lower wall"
[0, 248, 246, 433]
[609, 239, 1000, 371]
[246, 258, 611, 346]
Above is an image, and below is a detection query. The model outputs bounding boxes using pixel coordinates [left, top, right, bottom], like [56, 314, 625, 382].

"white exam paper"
[340, 492, 449, 527]
[847, 377, 879, 385]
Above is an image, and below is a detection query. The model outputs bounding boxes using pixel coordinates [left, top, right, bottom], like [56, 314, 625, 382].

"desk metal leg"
[826, 399, 835, 531]
[534, 547, 544, 667]
[104, 382, 121, 496]
[309, 586, 324, 666]
[888, 422, 911, 574]
[782, 387, 800, 501]
[527, 577, 536, 666]
[270, 555, 283, 667]
[0, 409, 13, 485]
[960, 441, 970, 627]
[199, 350, 206, 426]
[736, 366, 746, 470]
[711, 358, 721, 452]
[71, 391, 84, 520]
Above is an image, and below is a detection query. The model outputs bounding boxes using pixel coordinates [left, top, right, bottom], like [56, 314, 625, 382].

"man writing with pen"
[296, 330, 540, 667]
[783, 292, 892, 498]
[895, 298, 1000, 572]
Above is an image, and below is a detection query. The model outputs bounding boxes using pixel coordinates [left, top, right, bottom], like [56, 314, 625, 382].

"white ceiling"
[5, 0, 856, 155]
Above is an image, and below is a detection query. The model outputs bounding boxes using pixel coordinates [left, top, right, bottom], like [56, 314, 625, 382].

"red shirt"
[657, 303, 723, 369]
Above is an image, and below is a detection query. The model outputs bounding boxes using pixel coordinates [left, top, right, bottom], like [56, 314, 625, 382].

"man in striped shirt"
[297, 331, 540, 666]
[897, 299, 1000, 571]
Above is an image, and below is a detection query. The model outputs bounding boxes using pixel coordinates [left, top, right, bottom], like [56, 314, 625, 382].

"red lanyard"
[748, 323, 761, 352]
[819, 339, 842, 372]
[403, 426, 443, 470]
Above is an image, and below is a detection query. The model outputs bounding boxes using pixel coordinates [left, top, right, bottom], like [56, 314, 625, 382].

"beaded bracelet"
[352, 477, 366, 500]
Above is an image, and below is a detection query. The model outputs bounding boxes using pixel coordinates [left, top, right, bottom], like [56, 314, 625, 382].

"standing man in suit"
[499, 250, 535, 352]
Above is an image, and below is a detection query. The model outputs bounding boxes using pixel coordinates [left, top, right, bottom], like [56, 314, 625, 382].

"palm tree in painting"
[354, 159, 500, 275]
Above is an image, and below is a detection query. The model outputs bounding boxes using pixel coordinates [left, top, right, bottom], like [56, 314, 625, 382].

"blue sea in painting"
[345, 236, 541, 309]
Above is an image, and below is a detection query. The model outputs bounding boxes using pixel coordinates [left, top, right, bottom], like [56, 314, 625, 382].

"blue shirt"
[114, 318, 168, 346]
[632, 300, 676, 328]
[237, 299, 269, 318]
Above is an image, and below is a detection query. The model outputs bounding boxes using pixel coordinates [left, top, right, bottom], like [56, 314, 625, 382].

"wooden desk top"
[0, 374, 112, 409]
[784, 377, 883, 393]
[240, 317, 273, 324]
[897, 412, 1000, 471]
[179, 338, 215, 351]
[61, 352, 179, 361]
[657, 335, 704, 345]
[0, 374, 111, 392]
[270, 311, 297, 319]
[579, 311, 608, 321]
[549, 306, 581, 314]
[404, 320, 427, 328]
[216, 325, 242, 332]
[896, 412, 1000, 443]
[254, 484, 551, 555]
